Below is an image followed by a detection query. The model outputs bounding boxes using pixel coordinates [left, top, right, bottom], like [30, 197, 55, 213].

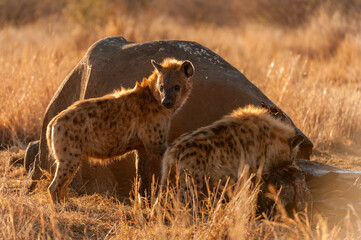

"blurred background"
[1, 0, 360, 29]
[0, 0, 360, 169]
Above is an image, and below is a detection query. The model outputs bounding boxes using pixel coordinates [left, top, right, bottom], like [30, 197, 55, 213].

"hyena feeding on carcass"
[161, 105, 304, 200]
[46, 58, 195, 203]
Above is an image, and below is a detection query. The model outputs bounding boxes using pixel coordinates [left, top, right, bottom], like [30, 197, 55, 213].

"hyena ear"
[151, 59, 163, 73]
[181, 60, 195, 78]
[289, 134, 304, 150]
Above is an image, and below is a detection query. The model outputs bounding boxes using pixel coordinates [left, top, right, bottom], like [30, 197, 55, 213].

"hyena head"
[275, 134, 304, 166]
[151, 58, 195, 113]
[288, 134, 304, 159]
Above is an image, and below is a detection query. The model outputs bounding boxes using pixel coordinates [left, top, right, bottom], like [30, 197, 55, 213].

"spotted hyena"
[47, 58, 195, 203]
[161, 105, 303, 197]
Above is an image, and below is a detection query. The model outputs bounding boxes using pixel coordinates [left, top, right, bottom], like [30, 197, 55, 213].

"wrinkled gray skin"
[27, 37, 314, 198]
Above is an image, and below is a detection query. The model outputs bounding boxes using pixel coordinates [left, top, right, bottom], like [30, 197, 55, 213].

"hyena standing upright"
[47, 58, 195, 203]
[161, 105, 303, 197]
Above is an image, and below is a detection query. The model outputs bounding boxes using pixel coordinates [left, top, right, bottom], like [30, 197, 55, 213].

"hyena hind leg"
[48, 157, 81, 203]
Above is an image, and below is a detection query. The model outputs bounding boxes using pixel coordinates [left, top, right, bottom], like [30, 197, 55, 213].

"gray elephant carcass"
[29, 37, 313, 197]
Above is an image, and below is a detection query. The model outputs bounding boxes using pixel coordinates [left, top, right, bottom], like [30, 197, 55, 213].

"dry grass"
[1, 149, 258, 239]
[2, 149, 360, 239]
[0, 0, 361, 239]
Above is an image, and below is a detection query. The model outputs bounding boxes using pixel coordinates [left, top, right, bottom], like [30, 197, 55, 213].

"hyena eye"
[174, 85, 180, 91]
[160, 85, 164, 92]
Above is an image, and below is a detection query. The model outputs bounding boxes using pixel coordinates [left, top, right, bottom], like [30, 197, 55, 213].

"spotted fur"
[161, 105, 303, 196]
[47, 58, 195, 203]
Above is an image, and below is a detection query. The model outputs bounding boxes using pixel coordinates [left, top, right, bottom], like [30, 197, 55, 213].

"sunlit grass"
[0, 0, 360, 239]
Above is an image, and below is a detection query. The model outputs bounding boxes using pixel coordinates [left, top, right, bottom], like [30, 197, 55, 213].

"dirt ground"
[312, 145, 361, 171]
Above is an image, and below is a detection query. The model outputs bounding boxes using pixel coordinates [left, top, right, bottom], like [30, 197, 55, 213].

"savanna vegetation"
[0, 0, 360, 239]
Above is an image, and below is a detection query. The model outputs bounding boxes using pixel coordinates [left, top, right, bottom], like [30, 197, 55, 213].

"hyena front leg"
[135, 145, 151, 196]
[148, 148, 164, 185]
[136, 145, 165, 195]
[48, 153, 81, 203]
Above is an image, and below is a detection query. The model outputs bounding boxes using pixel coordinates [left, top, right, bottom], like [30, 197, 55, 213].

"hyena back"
[47, 58, 195, 203]
[161, 105, 303, 196]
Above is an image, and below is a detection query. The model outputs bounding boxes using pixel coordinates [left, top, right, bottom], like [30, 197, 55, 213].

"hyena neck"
[135, 80, 172, 117]
[139, 73, 162, 105]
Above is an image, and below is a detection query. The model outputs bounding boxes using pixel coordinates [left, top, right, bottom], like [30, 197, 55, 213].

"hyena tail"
[160, 156, 170, 186]
[161, 152, 178, 187]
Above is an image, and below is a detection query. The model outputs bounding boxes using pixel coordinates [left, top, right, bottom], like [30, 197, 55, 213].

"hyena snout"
[161, 91, 176, 108]
[161, 97, 175, 108]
